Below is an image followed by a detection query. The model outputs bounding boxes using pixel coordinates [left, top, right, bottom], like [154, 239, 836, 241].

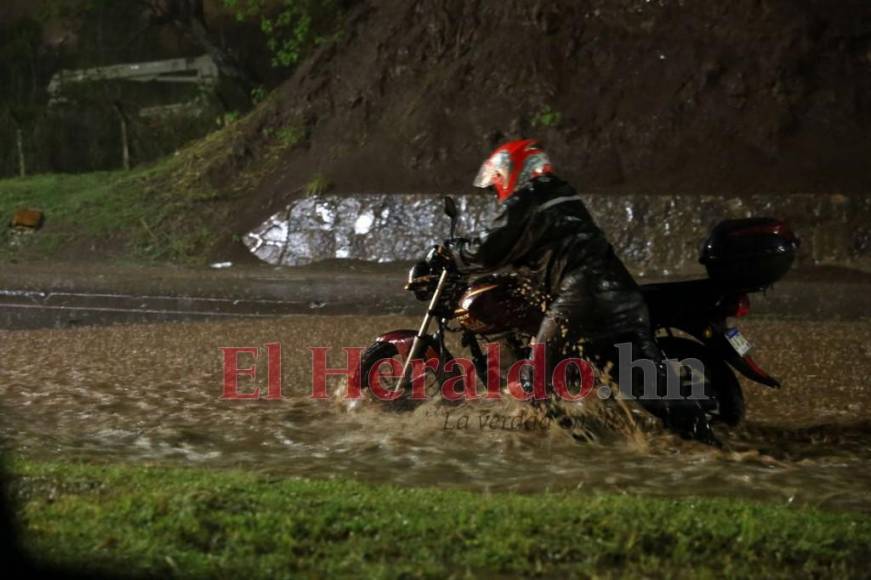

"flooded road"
[1, 316, 870, 512]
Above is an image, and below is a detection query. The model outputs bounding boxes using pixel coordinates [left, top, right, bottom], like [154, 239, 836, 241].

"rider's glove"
[442, 238, 471, 271]
[442, 238, 469, 254]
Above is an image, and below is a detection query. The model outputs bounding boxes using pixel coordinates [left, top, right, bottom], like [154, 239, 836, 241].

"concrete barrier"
[244, 193, 871, 276]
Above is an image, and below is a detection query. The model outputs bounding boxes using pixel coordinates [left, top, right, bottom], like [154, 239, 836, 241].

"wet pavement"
[0, 262, 418, 329]
[1, 314, 869, 512]
[1, 263, 870, 329]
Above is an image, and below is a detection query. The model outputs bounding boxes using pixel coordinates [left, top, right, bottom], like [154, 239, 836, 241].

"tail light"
[728, 220, 798, 243]
[732, 293, 751, 318]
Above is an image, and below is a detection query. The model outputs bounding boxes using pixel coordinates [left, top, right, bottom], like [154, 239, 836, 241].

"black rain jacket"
[457, 176, 644, 333]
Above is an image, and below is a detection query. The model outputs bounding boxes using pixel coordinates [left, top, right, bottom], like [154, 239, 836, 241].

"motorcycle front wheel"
[357, 341, 444, 409]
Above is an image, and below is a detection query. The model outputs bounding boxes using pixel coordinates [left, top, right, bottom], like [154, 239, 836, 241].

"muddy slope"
[224, 0, 871, 211]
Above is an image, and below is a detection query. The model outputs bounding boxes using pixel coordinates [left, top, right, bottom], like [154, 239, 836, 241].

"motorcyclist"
[450, 139, 718, 444]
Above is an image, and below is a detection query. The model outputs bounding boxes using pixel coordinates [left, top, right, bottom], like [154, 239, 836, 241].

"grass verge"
[0, 165, 222, 263]
[0, 98, 293, 264]
[7, 460, 871, 578]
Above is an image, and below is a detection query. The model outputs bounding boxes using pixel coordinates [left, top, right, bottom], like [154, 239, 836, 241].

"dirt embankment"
[14, 0, 871, 264]
[207, 0, 871, 231]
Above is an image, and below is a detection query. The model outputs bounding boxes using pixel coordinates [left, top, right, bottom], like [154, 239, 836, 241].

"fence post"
[114, 102, 131, 171]
[16, 127, 26, 178]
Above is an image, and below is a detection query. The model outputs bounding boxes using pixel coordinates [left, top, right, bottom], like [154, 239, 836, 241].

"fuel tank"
[454, 273, 546, 335]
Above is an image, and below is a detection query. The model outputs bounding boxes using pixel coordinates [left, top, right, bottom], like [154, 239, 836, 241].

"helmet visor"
[473, 150, 511, 189]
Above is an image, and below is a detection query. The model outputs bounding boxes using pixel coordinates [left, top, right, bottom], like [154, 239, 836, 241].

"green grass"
[0, 166, 216, 263]
[275, 124, 305, 149]
[304, 173, 332, 196]
[0, 98, 290, 264]
[7, 460, 871, 578]
[532, 105, 562, 128]
[0, 170, 139, 236]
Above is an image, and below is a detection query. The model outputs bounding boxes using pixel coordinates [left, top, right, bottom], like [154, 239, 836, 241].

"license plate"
[725, 328, 752, 356]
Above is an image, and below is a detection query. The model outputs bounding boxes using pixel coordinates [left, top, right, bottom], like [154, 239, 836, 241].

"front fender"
[376, 329, 442, 362]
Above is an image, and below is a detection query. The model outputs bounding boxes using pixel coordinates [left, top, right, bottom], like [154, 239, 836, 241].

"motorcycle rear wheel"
[657, 336, 745, 426]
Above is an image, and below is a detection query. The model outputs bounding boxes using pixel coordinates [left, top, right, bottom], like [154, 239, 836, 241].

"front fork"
[395, 269, 450, 390]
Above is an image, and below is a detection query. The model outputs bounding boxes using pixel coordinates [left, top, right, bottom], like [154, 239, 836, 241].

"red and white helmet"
[473, 139, 554, 201]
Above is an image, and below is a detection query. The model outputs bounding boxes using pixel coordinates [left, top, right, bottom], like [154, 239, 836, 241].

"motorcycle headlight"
[406, 260, 435, 301]
[407, 261, 430, 285]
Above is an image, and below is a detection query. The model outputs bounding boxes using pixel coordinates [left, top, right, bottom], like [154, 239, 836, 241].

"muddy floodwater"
[1, 316, 870, 512]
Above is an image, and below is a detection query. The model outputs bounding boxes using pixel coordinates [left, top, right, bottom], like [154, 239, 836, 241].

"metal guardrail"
[48, 55, 219, 106]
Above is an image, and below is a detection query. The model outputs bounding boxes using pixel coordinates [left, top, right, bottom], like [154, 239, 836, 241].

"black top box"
[700, 217, 800, 291]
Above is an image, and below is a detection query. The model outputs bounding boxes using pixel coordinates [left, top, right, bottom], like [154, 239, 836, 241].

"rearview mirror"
[444, 196, 458, 220]
[443, 196, 458, 238]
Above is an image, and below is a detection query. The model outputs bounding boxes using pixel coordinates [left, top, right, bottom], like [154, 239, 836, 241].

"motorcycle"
[353, 196, 799, 429]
